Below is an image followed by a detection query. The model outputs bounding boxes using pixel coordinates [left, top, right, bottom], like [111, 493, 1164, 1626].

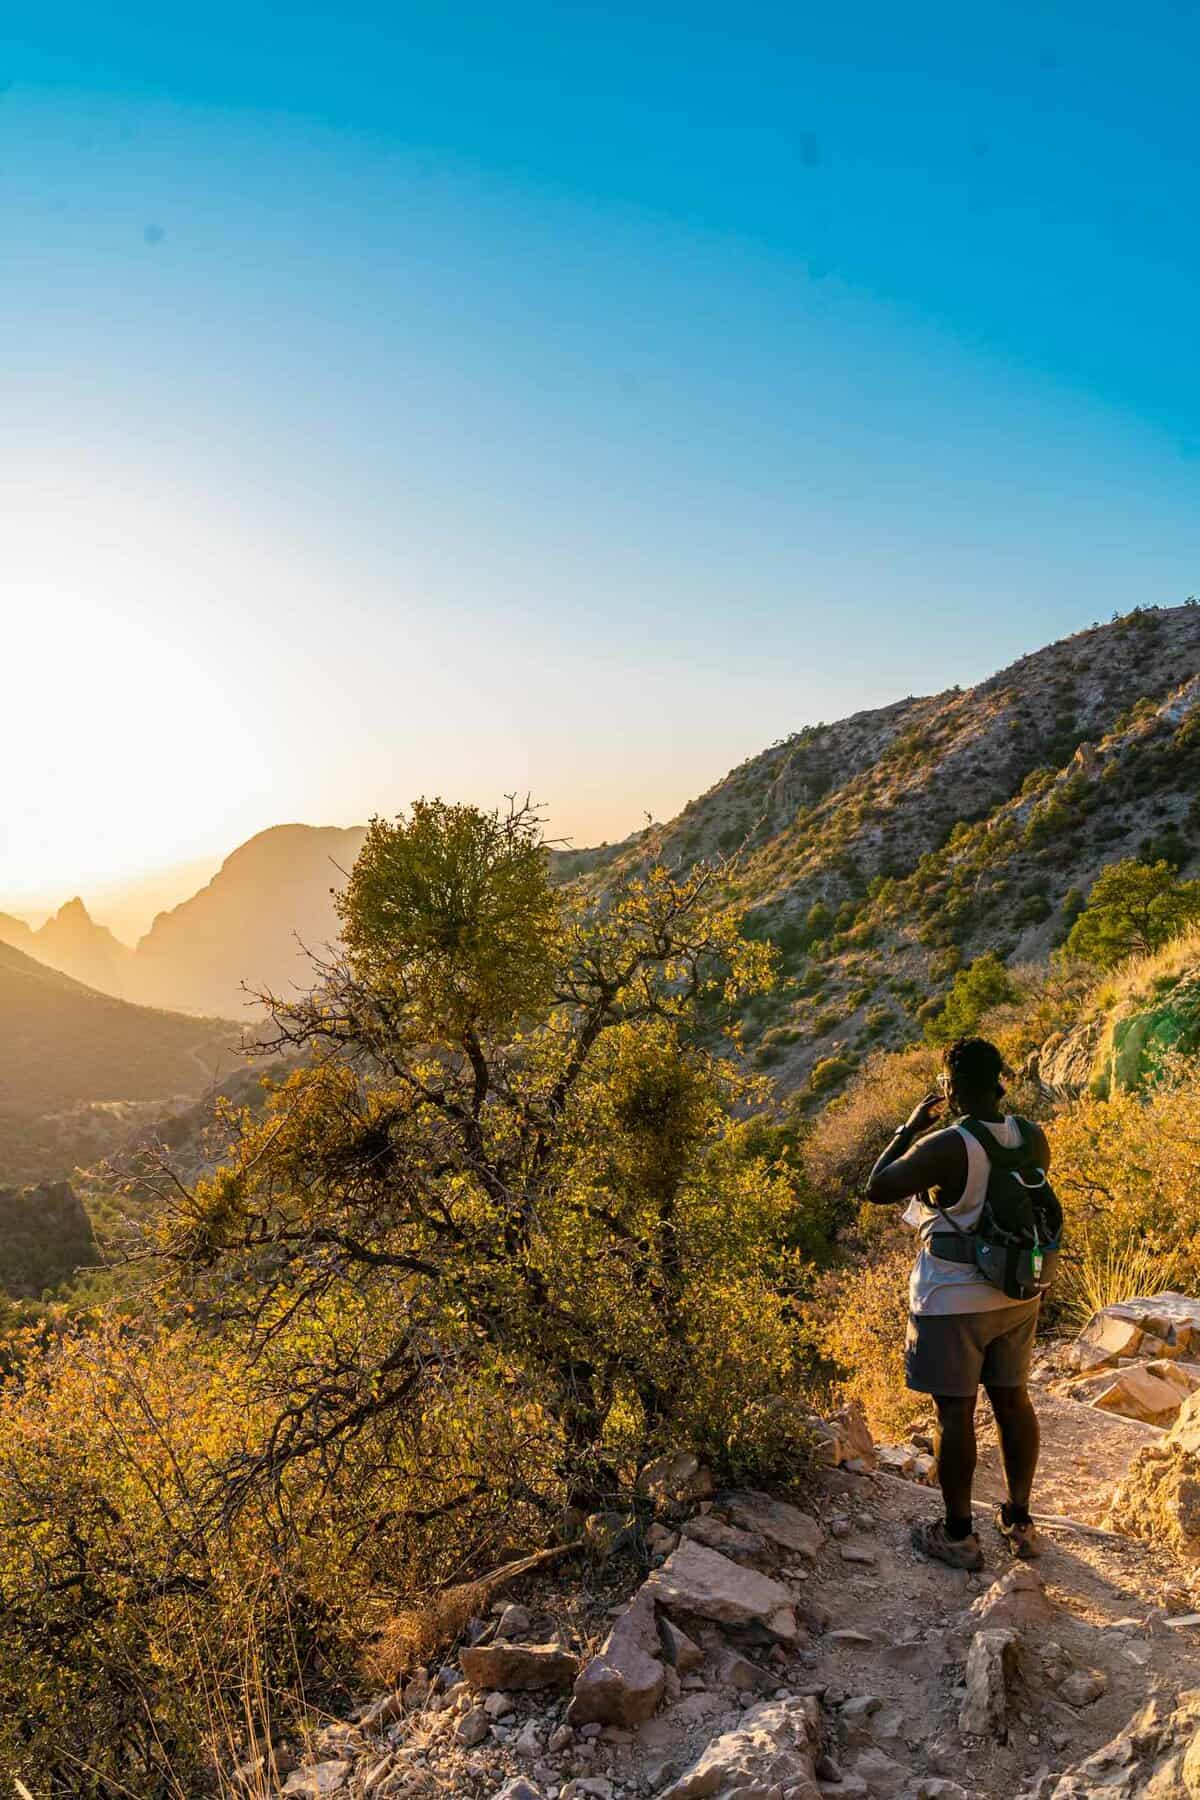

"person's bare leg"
[986, 1383, 1042, 1554]
[911, 1393, 983, 1568]
[933, 1392, 978, 1534]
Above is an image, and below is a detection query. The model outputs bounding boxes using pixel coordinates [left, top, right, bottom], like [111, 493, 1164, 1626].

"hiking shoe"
[995, 1506, 1043, 1559]
[910, 1519, 984, 1571]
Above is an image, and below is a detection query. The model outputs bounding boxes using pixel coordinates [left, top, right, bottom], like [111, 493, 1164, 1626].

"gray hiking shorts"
[905, 1302, 1039, 1397]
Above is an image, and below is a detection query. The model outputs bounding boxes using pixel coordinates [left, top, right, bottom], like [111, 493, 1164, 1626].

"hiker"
[866, 1035, 1052, 1569]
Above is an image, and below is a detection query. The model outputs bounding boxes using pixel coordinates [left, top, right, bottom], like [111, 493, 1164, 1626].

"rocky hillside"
[589, 603, 1200, 1093]
[10, 606, 1200, 1069]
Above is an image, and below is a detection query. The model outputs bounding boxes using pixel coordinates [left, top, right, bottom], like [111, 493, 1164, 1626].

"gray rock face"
[658, 1694, 823, 1799]
[712, 1491, 826, 1562]
[648, 1539, 799, 1639]
[958, 1629, 1017, 1739]
[568, 1587, 666, 1727]
[1048, 1687, 1200, 1797]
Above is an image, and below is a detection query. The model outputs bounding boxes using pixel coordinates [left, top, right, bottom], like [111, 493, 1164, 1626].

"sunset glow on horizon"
[3, 3, 1198, 926]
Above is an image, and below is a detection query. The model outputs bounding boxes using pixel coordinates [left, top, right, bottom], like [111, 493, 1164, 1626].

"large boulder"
[647, 1540, 799, 1640]
[1092, 1361, 1193, 1427]
[568, 1587, 665, 1727]
[1047, 1687, 1200, 1797]
[658, 1695, 823, 1800]
[1077, 1295, 1200, 1367]
[1109, 1386, 1200, 1556]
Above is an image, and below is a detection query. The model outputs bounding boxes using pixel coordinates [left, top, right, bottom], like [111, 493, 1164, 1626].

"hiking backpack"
[931, 1117, 1063, 1302]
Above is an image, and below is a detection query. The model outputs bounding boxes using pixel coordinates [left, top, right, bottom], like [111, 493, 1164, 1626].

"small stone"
[454, 1707, 489, 1746]
[713, 1646, 761, 1691]
[646, 1522, 679, 1557]
[568, 1585, 665, 1727]
[636, 1450, 715, 1510]
[853, 1747, 912, 1795]
[514, 1720, 544, 1760]
[496, 1604, 532, 1640]
[496, 1781, 544, 1800]
[1059, 1667, 1106, 1707]
[281, 1765, 354, 1798]
[658, 1617, 705, 1674]
[484, 1691, 514, 1718]
[549, 1723, 573, 1752]
[839, 1544, 877, 1566]
[830, 1516, 853, 1539]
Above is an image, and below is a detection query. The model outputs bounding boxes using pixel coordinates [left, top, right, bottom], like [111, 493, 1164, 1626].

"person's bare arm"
[866, 1090, 968, 1204]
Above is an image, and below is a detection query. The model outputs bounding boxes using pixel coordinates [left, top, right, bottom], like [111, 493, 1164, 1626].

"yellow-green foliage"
[0, 802, 822, 1795]
[821, 1242, 925, 1440]
[1048, 1059, 1200, 1289]
[802, 1044, 939, 1205]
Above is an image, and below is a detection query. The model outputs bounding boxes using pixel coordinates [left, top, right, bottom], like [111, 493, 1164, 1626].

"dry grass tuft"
[1054, 1240, 1182, 1331]
[363, 1547, 574, 1686]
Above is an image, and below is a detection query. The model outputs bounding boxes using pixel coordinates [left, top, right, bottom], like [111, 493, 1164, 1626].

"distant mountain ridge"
[0, 938, 244, 1185]
[0, 898, 136, 998]
[7, 604, 1200, 1085]
[0, 824, 369, 1020]
[133, 823, 368, 1017]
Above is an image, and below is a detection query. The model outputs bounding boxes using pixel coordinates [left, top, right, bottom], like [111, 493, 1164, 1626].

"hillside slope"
[0, 941, 244, 1185]
[590, 602, 1200, 1091]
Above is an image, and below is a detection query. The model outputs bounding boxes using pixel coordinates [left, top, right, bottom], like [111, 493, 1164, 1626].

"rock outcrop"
[658, 1695, 823, 1800]
[647, 1540, 800, 1640]
[1109, 1386, 1200, 1558]
[568, 1588, 665, 1727]
[1043, 1687, 1200, 1797]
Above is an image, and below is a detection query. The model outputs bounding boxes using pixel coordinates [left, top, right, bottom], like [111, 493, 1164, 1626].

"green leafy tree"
[924, 952, 1016, 1044]
[157, 799, 798, 1514]
[1066, 858, 1200, 968]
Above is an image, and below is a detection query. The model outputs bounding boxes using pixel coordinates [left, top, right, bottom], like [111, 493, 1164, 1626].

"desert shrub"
[802, 1044, 939, 1206]
[0, 801, 821, 1795]
[821, 1242, 924, 1439]
[809, 1055, 856, 1096]
[924, 952, 1016, 1044]
[1048, 1058, 1200, 1289]
[1067, 859, 1200, 968]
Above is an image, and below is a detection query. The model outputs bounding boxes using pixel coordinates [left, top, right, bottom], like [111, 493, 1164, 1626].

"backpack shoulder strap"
[959, 1116, 1038, 1173]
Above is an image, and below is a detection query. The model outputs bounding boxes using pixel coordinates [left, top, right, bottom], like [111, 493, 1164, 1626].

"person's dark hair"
[943, 1036, 1006, 1105]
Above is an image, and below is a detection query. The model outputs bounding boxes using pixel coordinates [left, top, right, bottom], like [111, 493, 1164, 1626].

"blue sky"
[2, 2, 1198, 920]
